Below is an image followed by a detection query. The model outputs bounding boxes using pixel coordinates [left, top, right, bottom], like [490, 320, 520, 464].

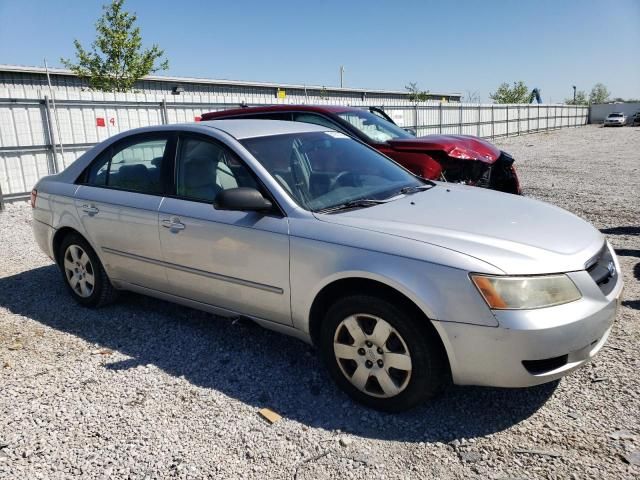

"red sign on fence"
[96, 117, 116, 127]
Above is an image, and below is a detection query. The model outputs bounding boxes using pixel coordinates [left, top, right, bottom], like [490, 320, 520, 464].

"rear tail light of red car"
[30, 189, 37, 208]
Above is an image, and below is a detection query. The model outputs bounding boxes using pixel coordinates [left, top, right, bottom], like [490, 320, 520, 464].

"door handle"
[81, 205, 99, 215]
[161, 218, 185, 231]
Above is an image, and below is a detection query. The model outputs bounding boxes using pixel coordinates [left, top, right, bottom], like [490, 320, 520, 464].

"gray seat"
[181, 157, 221, 202]
[111, 164, 153, 191]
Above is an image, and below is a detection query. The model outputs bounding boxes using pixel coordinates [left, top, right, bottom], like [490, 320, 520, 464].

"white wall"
[590, 103, 640, 123]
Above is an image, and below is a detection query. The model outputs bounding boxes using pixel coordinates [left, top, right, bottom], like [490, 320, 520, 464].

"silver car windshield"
[240, 131, 425, 212]
[337, 110, 414, 142]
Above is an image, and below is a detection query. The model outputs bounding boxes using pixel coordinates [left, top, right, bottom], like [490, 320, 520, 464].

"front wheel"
[319, 295, 449, 412]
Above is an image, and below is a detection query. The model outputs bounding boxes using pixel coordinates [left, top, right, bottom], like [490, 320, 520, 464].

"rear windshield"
[609, 113, 623, 117]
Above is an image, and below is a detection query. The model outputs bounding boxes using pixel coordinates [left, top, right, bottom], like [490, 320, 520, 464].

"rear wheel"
[320, 295, 448, 412]
[59, 233, 117, 307]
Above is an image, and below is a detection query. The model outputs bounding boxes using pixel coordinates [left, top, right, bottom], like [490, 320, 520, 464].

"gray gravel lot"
[1, 124, 639, 479]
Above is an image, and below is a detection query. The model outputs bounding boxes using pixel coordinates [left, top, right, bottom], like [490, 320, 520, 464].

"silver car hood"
[315, 184, 604, 275]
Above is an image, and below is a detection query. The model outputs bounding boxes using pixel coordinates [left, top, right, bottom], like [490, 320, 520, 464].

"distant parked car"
[631, 112, 640, 126]
[603, 112, 627, 127]
[201, 105, 521, 194]
[32, 120, 622, 411]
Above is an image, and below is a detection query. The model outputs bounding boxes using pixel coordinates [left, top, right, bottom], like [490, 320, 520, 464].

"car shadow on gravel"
[601, 226, 640, 236]
[0, 265, 558, 443]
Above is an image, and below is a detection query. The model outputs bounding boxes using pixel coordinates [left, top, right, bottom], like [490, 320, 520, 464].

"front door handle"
[82, 205, 99, 215]
[161, 218, 185, 231]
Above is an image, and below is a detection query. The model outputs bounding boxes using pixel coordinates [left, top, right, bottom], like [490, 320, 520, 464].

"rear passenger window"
[108, 140, 166, 193]
[247, 112, 292, 121]
[86, 151, 110, 186]
[293, 113, 339, 131]
[84, 137, 167, 194]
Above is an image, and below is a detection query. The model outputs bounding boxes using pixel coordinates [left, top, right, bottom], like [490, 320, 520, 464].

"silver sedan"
[603, 112, 627, 126]
[31, 120, 623, 411]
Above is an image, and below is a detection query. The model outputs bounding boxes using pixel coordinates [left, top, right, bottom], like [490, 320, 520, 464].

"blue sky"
[0, 0, 638, 102]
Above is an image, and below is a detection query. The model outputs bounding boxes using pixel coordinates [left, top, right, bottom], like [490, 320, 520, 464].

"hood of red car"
[386, 135, 501, 163]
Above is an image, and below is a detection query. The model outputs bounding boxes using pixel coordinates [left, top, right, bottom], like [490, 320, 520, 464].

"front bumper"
[432, 269, 623, 388]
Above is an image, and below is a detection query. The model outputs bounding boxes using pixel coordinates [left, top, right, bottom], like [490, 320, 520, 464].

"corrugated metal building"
[0, 64, 462, 104]
[0, 64, 588, 203]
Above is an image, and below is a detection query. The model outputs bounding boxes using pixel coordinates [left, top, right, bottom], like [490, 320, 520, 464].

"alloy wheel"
[333, 313, 412, 398]
[63, 244, 95, 298]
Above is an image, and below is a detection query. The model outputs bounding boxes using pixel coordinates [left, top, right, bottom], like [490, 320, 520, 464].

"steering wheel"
[331, 171, 360, 189]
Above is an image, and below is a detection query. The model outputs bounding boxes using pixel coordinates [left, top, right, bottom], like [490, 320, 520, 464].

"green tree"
[565, 90, 588, 105]
[62, 0, 168, 92]
[405, 82, 430, 103]
[589, 83, 610, 104]
[489, 81, 529, 104]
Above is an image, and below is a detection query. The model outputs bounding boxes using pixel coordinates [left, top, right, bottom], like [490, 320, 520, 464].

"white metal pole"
[44, 58, 65, 170]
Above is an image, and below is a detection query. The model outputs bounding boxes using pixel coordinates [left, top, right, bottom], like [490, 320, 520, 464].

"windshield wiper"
[316, 198, 388, 214]
[398, 184, 435, 195]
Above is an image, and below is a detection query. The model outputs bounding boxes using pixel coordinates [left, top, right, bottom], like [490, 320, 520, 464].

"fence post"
[0, 181, 4, 211]
[439, 102, 443, 134]
[43, 95, 59, 174]
[506, 106, 509, 137]
[516, 105, 520, 135]
[477, 103, 481, 137]
[459, 102, 463, 134]
[546, 105, 549, 131]
[527, 104, 530, 133]
[161, 98, 169, 125]
[491, 104, 494, 139]
[414, 103, 418, 134]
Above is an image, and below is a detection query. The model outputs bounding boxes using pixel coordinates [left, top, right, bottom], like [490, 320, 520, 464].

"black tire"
[319, 295, 449, 412]
[58, 233, 118, 308]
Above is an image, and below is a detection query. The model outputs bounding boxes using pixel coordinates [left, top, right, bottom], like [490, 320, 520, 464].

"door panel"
[74, 186, 167, 291]
[159, 198, 290, 324]
[72, 131, 174, 292]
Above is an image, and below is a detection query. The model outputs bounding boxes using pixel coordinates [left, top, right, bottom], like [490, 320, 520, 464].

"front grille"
[586, 245, 617, 296]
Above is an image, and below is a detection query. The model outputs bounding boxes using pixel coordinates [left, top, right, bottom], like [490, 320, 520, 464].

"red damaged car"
[201, 105, 521, 194]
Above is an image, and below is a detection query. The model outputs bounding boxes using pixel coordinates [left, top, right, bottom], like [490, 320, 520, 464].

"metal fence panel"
[0, 94, 589, 201]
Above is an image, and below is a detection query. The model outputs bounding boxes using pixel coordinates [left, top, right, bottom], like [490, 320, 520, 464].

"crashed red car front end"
[379, 134, 521, 194]
[201, 105, 521, 194]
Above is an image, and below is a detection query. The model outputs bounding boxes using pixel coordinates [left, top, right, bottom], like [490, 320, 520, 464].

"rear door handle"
[81, 205, 99, 215]
[161, 218, 185, 231]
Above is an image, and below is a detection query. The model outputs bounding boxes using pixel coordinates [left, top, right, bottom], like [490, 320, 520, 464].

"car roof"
[199, 118, 330, 139]
[202, 104, 361, 119]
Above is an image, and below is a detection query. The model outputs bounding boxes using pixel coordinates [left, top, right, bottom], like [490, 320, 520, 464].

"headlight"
[470, 274, 581, 310]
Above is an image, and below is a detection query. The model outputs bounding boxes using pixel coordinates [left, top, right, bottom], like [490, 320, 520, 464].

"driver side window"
[176, 137, 257, 203]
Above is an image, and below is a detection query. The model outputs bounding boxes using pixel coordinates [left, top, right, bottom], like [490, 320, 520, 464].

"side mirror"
[215, 187, 273, 212]
[403, 127, 417, 136]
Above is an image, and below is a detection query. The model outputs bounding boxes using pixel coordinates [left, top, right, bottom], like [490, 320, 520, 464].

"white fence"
[0, 94, 588, 202]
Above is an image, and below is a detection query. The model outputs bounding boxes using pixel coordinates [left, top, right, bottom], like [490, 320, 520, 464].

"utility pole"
[572, 85, 576, 103]
[339, 66, 345, 88]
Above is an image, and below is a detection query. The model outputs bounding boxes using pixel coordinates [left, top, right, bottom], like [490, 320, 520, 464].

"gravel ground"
[1, 124, 639, 479]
